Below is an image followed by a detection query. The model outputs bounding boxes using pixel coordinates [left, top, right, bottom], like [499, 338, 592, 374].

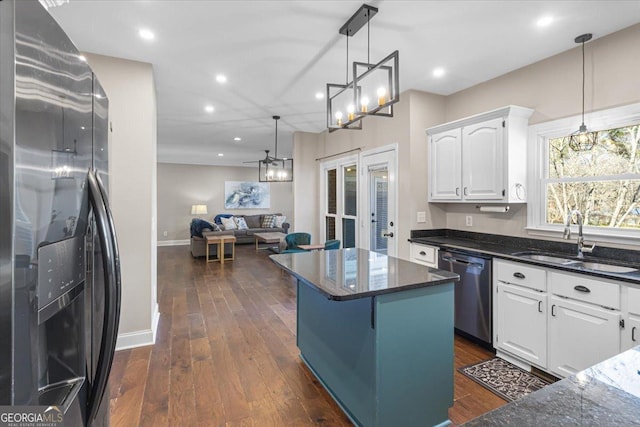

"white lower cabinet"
[494, 259, 627, 379]
[409, 243, 439, 268]
[495, 282, 547, 368]
[548, 295, 621, 378]
[622, 286, 640, 351]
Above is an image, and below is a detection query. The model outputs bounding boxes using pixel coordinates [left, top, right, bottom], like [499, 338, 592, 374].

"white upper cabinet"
[426, 105, 533, 203]
[429, 129, 461, 200]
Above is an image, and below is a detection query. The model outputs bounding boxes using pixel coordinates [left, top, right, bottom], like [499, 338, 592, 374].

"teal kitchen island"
[271, 248, 459, 427]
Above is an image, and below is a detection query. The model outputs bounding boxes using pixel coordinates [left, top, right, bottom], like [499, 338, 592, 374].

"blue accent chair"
[324, 239, 341, 250]
[284, 232, 311, 251]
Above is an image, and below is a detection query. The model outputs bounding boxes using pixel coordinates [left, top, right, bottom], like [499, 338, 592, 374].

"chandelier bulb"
[361, 96, 369, 113]
[377, 87, 387, 106]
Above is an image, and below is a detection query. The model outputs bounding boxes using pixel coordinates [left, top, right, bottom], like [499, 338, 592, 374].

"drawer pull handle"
[538, 301, 542, 313]
[551, 304, 556, 317]
[419, 251, 426, 256]
[513, 272, 525, 279]
[456, 187, 460, 196]
[574, 285, 591, 293]
[633, 326, 637, 342]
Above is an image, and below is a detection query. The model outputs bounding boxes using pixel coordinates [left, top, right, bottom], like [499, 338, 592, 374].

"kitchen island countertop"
[270, 247, 459, 300]
[463, 345, 640, 426]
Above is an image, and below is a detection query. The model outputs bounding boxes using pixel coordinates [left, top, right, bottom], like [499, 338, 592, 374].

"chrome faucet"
[563, 210, 595, 258]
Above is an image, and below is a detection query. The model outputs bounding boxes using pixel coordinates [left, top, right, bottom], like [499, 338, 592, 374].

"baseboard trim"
[115, 304, 160, 351]
[157, 239, 189, 247]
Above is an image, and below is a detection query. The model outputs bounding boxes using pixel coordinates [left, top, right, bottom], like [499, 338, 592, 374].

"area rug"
[458, 357, 552, 402]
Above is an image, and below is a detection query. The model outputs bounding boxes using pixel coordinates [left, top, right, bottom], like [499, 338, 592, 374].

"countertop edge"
[409, 237, 640, 285]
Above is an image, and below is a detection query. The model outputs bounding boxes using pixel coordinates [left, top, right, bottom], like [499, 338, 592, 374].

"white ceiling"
[47, 1, 640, 167]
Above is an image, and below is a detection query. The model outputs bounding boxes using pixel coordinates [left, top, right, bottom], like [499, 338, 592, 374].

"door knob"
[383, 232, 394, 238]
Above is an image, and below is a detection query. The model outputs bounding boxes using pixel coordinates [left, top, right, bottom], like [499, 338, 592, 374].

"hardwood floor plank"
[110, 245, 506, 426]
[110, 346, 152, 427]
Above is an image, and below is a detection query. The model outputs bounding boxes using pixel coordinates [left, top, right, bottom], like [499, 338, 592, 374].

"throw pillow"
[244, 214, 261, 229]
[211, 223, 221, 232]
[220, 216, 237, 230]
[234, 216, 248, 230]
[261, 214, 275, 228]
[273, 215, 287, 228]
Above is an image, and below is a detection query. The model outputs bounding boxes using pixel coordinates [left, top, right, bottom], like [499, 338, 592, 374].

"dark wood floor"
[109, 245, 506, 426]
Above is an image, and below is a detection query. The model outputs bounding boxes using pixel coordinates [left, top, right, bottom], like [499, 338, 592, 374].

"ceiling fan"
[244, 115, 288, 167]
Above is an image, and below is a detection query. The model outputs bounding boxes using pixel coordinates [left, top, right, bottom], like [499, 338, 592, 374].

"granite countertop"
[270, 248, 459, 301]
[409, 229, 640, 284]
[462, 346, 640, 426]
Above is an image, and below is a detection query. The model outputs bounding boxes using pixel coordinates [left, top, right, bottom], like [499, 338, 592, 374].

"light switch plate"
[417, 211, 426, 223]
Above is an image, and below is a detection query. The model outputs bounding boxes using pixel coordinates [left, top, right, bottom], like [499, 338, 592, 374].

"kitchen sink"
[516, 253, 580, 265]
[573, 262, 638, 274]
[513, 251, 638, 274]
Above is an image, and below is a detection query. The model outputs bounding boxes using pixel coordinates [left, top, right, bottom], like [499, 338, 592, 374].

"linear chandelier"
[326, 3, 399, 132]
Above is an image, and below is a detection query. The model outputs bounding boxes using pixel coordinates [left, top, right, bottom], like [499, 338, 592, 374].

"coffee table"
[254, 232, 287, 252]
[206, 235, 236, 264]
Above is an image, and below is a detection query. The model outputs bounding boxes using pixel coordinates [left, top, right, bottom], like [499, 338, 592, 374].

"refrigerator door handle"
[87, 169, 121, 424]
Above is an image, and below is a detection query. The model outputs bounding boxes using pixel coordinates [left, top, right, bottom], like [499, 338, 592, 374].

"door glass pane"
[325, 216, 336, 240]
[342, 218, 356, 248]
[344, 165, 357, 216]
[327, 169, 337, 214]
[370, 169, 388, 253]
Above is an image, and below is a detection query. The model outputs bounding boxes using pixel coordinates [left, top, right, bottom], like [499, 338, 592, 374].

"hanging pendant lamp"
[326, 3, 399, 132]
[568, 33, 596, 151]
[257, 116, 293, 182]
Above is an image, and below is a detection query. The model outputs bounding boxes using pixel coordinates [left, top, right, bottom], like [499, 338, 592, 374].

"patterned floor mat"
[458, 357, 552, 402]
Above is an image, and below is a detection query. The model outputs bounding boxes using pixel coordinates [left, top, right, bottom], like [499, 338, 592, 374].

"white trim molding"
[157, 239, 189, 247]
[115, 303, 160, 351]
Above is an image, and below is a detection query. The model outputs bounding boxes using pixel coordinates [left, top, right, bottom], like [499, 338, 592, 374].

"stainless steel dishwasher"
[438, 249, 492, 347]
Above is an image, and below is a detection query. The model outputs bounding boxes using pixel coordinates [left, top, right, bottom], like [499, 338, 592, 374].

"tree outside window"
[545, 125, 640, 229]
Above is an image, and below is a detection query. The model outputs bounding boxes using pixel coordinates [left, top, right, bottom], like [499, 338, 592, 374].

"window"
[528, 103, 640, 244]
[322, 156, 358, 247]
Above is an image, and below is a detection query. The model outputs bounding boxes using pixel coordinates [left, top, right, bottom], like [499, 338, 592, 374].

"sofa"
[190, 213, 289, 257]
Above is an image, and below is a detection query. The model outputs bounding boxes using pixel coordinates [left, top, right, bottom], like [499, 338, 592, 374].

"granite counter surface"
[409, 229, 640, 284]
[462, 346, 640, 426]
[270, 248, 458, 301]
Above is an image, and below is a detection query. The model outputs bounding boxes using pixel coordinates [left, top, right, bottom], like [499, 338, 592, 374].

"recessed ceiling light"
[204, 105, 214, 113]
[536, 16, 553, 27]
[217, 153, 224, 157]
[215, 74, 227, 84]
[138, 28, 155, 41]
[234, 137, 242, 141]
[315, 92, 325, 100]
[433, 67, 445, 78]
[78, 55, 87, 62]
[80, 126, 86, 130]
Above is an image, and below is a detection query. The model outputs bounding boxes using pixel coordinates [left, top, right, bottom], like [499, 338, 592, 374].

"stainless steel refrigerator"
[0, 1, 121, 425]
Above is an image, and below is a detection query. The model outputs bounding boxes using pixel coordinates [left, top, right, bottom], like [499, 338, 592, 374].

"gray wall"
[85, 52, 159, 347]
[157, 162, 293, 242]
[293, 23, 640, 257]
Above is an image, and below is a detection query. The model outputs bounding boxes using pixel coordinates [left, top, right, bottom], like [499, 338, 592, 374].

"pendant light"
[326, 3, 399, 132]
[568, 33, 596, 151]
[251, 116, 293, 182]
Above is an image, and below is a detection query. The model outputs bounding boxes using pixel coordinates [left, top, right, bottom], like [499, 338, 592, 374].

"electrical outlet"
[163, 231, 168, 237]
[417, 211, 426, 223]
[465, 216, 473, 227]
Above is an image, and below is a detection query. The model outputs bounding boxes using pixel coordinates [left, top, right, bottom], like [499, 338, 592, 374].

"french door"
[359, 146, 397, 257]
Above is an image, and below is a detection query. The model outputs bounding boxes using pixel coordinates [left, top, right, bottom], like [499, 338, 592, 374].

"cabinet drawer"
[628, 287, 640, 315]
[550, 271, 620, 309]
[410, 244, 438, 267]
[495, 259, 546, 292]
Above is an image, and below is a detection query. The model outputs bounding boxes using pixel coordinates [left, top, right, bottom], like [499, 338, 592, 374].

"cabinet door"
[548, 296, 620, 378]
[495, 283, 547, 368]
[462, 118, 504, 200]
[622, 286, 640, 351]
[429, 129, 461, 200]
[410, 243, 438, 268]
[622, 315, 640, 352]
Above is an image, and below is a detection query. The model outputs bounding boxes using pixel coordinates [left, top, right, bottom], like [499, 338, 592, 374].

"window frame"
[527, 102, 640, 245]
